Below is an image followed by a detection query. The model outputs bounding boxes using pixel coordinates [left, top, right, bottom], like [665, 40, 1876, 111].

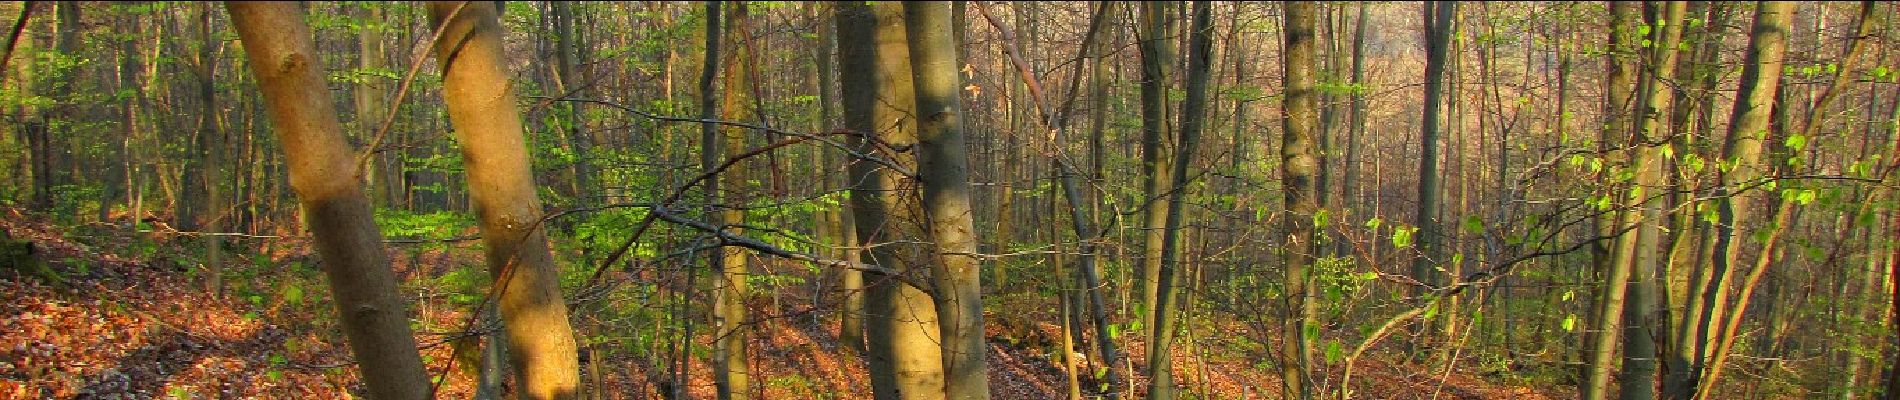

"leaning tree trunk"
[1677, 3, 1792, 399]
[226, 3, 430, 399]
[427, 2, 582, 399]
[1582, 3, 1642, 400]
[905, 4, 989, 399]
[1696, 2, 1870, 395]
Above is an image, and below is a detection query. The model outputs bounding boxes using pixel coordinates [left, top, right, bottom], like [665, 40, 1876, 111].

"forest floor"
[0, 207, 1565, 399]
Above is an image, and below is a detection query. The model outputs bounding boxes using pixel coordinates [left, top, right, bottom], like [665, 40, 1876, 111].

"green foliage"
[375, 208, 475, 241]
[1391, 225, 1417, 248]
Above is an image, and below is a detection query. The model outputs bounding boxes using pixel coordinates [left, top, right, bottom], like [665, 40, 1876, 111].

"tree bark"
[714, 4, 754, 400]
[427, 2, 583, 399]
[1675, 3, 1792, 399]
[1415, 0, 1456, 356]
[839, 3, 948, 399]
[905, 5, 989, 399]
[1617, 3, 1687, 400]
[1146, 2, 1212, 399]
[1135, 1, 1177, 327]
[1280, 3, 1321, 398]
[1582, 3, 1642, 399]
[226, 3, 431, 398]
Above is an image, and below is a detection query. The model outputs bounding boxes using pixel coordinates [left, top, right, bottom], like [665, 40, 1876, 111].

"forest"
[1, 1, 1897, 399]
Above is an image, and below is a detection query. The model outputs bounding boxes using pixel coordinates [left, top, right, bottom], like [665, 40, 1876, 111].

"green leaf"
[284, 283, 305, 306]
[1784, 134, 1808, 151]
[1562, 315, 1577, 332]
[1392, 226, 1416, 248]
[1325, 340, 1344, 364]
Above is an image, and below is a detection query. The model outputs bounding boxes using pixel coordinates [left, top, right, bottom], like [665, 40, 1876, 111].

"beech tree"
[427, 2, 581, 398]
[226, 2, 430, 398]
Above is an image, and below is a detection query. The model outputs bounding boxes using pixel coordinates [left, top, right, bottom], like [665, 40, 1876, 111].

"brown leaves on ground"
[0, 209, 1560, 398]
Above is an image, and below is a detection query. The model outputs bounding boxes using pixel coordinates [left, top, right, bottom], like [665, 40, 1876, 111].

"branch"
[355, 0, 468, 175]
[0, 1, 33, 83]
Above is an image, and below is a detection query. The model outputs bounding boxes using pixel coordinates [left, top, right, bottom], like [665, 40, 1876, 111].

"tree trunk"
[839, 3, 948, 399]
[816, 2, 865, 356]
[1617, 4, 1687, 400]
[1341, 2, 1368, 215]
[1582, 3, 1642, 399]
[225, 3, 431, 398]
[1280, 3, 1321, 398]
[905, 4, 989, 399]
[1677, 3, 1792, 398]
[1135, 1, 1177, 327]
[1415, 0, 1456, 356]
[552, 1, 590, 206]
[427, 2, 583, 399]
[714, 4, 754, 399]
[354, 3, 396, 208]
[1696, 2, 1870, 395]
[1145, 2, 1211, 399]
[196, 3, 224, 299]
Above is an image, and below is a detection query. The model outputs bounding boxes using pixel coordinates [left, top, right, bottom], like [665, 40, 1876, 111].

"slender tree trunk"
[839, 3, 948, 399]
[354, 3, 395, 208]
[12, 2, 42, 210]
[226, 3, 431, 398]
[1696, 3, 1870, 395]
[1135, 1, 1177, 327]
[1618, 4, 1687, 400]
[1415, 0, 1456, 356]
[1342, 2, 1368, 215]
[677, 3, 721, 399]
[1675, 4, 1792, 399]
[551, 1, 590, 206]
[1662, 4, 1730, 397]
[1145, 2, 1211, 399]
[1583, 3, 1642, 399]
[1280, 3, 1321, 398]
[713, 4, 755, 400]
[195, 3, 225, 299]
[817, 2, 865, 355]
[427, 2, 582, 399]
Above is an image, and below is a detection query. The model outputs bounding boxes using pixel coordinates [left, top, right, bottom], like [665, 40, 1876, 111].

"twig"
[354, 0, 468, 175]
